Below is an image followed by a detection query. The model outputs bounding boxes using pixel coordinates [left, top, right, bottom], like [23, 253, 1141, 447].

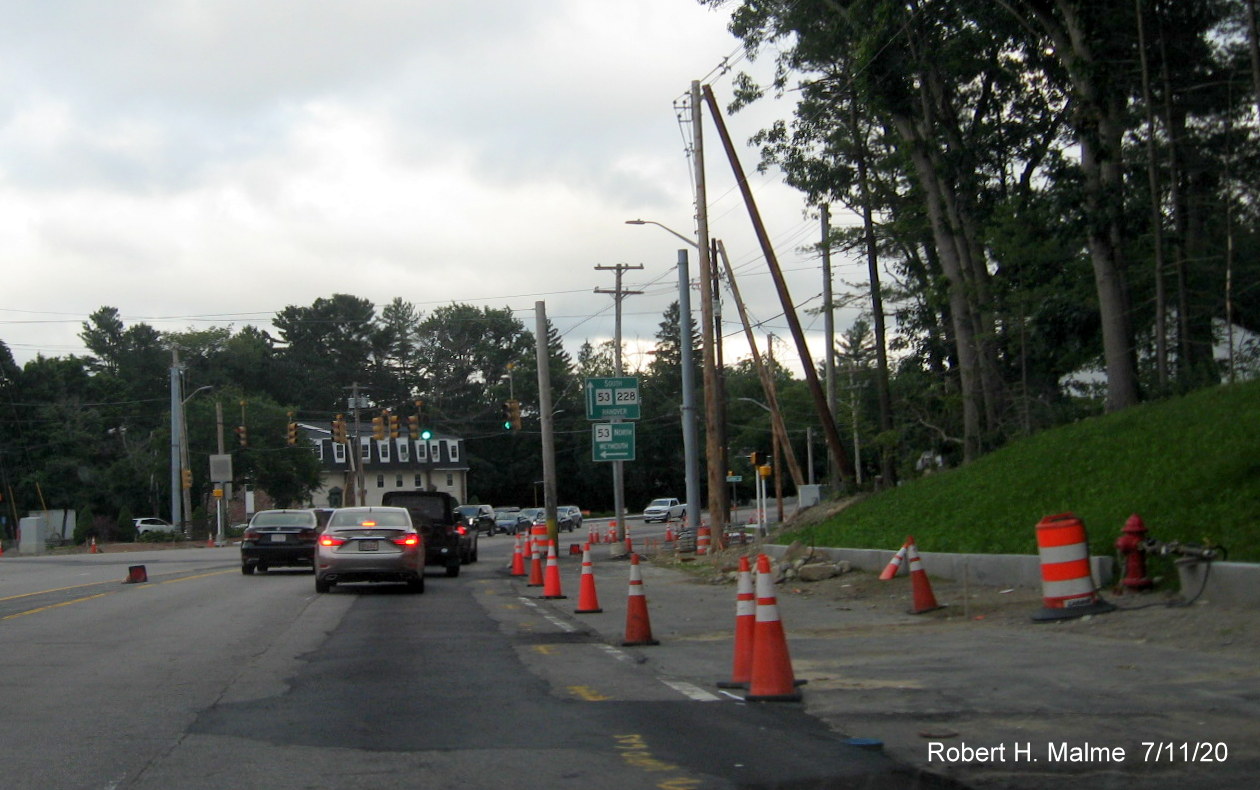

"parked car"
[314, 506, 425, 594]
[493, 508, 527, 535]
[517, 507, 546, 534]
[642, 497, 686, 523]
[557, 505, 583, 533]
[133, 517, 179, 536]
[380, 490, 463, 576]
[240, 509, 320, 574]
[456, 504, 496, 535]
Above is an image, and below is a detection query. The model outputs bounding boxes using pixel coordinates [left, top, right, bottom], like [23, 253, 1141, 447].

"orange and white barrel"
[1032, 513, 1114, 621]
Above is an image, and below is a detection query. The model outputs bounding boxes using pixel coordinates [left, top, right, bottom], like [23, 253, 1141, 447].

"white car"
[642, 498, 685, 523]
[133, 517, 180, 536]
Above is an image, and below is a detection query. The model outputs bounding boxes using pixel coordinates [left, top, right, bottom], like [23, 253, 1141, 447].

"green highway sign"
[592, 422, 636, 462]
[585, 376, 640, 420]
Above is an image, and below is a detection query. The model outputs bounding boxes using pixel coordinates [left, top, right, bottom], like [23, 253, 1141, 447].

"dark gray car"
[240, 509, 320, 574]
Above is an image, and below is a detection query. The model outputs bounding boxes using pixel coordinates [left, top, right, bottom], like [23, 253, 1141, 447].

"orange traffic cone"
[906, 540, 942, 614]
[89, 537, 100, 554]
[745, 553, 802, 702]
[574, 544, 602, 614]
[541, 541, 566, 599]
[205, 533, 215, 548]
[621, 554, 659, 646]
[527, 525, 546, 586]
[510, 532, 526, 576]
[0, 541, 6, 556]
[717, 555, 755, 689]
[665, 524, 675, 542]
[123, 565, 148, 584]
[879, 539, 909, 580]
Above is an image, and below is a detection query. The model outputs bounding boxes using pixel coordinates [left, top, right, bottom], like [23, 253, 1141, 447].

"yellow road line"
[569, 685, 612, 701]
[3, 593, 112, 620]
[158, 569, 235, 584]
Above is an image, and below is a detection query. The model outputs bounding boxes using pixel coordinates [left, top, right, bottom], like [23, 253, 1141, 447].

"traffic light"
[749, 451, 763, 466]
[236, 425, 248, 447]
[371, 415, 386, 441]
[181, 468, 192, 489]
[508, 399, 521, 430]
[286, 415, 298, 445]
[420, 427, 433, 441]
[501, 401, 513, 430]
[388, 412, 400, 438]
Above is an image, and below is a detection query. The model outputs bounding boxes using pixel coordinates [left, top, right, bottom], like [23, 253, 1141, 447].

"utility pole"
[702, 83, 854, 484]
[169, 349, 182, 529]
[677, 249, 702, 537]
[215, 400, 226, 544]
[692, 79, 727, 537]
[715, 239, 804, 487]
[767, 335, 784, 523]
[821, 204, 838, 488]
[351, 383, 366, 506]
[535, 302, 558, 546]
[595, 263, 643, 547]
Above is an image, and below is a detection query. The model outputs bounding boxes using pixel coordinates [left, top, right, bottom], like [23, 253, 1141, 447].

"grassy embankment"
[783, 379, 1260, 564]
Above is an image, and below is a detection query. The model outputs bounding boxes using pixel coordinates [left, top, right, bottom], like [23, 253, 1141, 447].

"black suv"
[380, 490, 463, 577]
[456, 504, 495, 535]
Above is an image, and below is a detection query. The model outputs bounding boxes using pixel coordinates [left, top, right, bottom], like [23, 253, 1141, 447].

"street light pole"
[626, 220, 703, 536]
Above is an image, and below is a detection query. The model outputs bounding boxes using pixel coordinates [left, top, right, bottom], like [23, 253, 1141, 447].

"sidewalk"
[515, 540, 1259, 790]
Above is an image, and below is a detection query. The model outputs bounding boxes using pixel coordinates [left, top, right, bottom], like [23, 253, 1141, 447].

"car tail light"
[319, 535, 347, 547]
[360, 520, 378, 527]
[455, 525, 468, 535]
[244, 529, 260, 541]
[392, 534, 420, 546]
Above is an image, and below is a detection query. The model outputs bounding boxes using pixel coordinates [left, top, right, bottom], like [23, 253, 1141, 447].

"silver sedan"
[314, 506, 425, 594]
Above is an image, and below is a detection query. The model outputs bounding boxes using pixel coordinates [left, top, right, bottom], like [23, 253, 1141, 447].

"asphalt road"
[0, 540, 939, 790]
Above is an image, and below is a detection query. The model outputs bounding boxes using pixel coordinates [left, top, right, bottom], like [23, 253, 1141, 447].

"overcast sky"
[0, 0, 867, 376]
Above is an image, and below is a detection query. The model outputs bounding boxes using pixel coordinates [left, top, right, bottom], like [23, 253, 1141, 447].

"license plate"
[359, 540, 379, 552]
[268, 533, 287, 543]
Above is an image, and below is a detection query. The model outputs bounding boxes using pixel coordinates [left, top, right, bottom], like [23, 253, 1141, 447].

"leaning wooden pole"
[702, 84, 854, 483]
[715, 239, 805, 488]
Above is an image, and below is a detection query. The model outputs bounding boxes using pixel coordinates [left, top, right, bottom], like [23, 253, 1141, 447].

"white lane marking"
[660, 679, 721, 702]
[596, 643, 633, 662]
[519, 597, 576, 632]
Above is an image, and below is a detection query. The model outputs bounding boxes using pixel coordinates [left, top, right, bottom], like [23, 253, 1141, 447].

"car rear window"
[251, 511, 317, 527]
[328, 510, 411, 528]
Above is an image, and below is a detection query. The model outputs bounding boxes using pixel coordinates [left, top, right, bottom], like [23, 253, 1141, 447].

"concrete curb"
[761, 544, 1259, 608]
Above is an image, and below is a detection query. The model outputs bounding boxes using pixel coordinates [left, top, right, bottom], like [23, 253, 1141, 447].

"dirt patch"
[652, 545, 1258, 659]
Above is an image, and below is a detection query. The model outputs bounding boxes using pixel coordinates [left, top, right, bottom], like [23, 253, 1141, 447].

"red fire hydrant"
[1115, 514, 1153, 591]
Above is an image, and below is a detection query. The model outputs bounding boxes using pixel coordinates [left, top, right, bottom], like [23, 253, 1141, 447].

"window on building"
[446, 472, 453, 486]
[379, 440, 391, 463]
[449, 441, 460, 463]
[316, 443, 325, 461]
[333, 443, 347, 464]
[376, 474, 385, 488]
[395, 474, 403, 488]
[360, 438, 370, 460]
[397, 439, 409, 462]
[428, 440, 441, 462]
[414, 474, 423, 488]
[415, 441, 428, 461]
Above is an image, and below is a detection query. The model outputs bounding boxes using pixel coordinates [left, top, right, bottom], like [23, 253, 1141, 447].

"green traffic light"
[503, 421, 512, 430]
[420, 429, 433, 440]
